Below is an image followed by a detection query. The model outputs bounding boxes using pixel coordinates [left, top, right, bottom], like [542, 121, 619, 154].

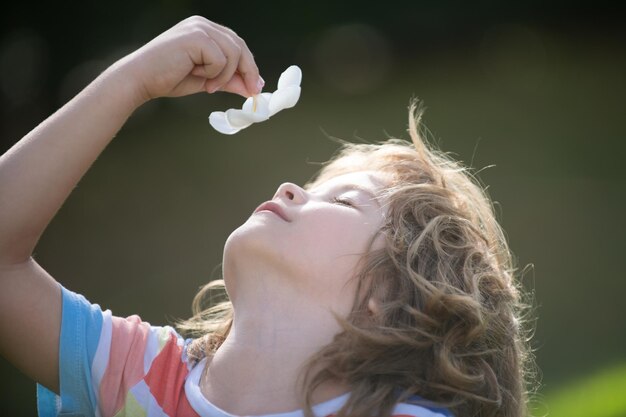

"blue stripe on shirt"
[37, 284, 104, 417]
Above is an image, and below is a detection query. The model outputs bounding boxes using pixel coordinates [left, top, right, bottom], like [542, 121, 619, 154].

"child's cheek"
[300, 217, 371, 267]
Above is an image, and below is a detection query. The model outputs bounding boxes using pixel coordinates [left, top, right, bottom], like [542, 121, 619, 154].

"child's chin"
[224, 223, 283, 262]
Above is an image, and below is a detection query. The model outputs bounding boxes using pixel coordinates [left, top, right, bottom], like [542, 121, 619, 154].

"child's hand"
[116, 16, 263, 104]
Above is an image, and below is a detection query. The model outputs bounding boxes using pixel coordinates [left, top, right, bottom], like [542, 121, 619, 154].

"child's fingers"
[237, 43, 263, 96]
[214, 73, 249, 97]
[192, 36, 228, 81]
[180, 17, 262, 98]
[210, 24, 262, 96]
[203, 32, 243, 94]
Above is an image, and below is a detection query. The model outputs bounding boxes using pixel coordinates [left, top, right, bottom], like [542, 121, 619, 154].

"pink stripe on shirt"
[144, 331, 190, 416]
[99, 315, 150, 417]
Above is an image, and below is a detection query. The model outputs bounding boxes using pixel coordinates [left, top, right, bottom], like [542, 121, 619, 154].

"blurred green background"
[1, 1, 625, 416]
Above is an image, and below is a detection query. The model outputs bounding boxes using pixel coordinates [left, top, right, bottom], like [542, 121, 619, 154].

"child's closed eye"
[331, 197, 356, 207]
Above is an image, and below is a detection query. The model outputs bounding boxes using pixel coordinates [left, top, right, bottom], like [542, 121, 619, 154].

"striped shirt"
[37, 285, 452, 417]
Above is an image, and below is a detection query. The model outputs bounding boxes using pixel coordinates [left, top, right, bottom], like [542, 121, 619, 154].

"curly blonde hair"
[178, 100, 536, 417]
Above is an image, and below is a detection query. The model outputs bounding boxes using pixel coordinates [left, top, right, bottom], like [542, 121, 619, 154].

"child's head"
[300, 101, 533, 417]
[180, 100, 534, 417]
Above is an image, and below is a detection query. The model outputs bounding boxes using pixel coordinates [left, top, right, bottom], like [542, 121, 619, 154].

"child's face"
[223, 170, 389, 316]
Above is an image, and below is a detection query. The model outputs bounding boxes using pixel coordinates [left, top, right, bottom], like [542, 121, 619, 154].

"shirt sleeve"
[36, 285, 191, 417]
[37, 284, 104, 417]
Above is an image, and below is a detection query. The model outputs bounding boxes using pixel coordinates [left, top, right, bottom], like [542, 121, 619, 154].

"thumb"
[207, 73, 250, 98]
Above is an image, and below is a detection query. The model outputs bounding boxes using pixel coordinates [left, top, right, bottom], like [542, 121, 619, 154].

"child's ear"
[367, 297, 381, 317]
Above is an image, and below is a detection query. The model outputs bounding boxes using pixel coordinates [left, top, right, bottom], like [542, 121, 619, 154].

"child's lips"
[253, 201, 290, 222]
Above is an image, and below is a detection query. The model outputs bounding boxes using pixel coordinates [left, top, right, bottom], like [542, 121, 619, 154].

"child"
[0, 16, 534, 417]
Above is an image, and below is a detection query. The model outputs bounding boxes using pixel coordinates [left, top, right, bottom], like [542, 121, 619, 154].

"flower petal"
[225, 109, 257, 129]
[269, 86, 301, 117]
[241, 94, 271, 122]
[277, 65, 302, 90]
[209, 111, 241, 135]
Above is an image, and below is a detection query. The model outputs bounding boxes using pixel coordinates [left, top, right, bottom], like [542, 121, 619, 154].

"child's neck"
[199, 289, 350, 415]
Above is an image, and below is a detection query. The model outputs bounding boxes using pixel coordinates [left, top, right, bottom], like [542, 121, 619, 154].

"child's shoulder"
[390, 396, 453, 417]
[321, 394, 453, 417]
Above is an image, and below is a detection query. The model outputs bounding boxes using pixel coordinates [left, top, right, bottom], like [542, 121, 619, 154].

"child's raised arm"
[0, 16, 262, 394]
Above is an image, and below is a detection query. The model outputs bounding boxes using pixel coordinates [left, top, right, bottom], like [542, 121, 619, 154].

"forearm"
[0, 64, 143, 264]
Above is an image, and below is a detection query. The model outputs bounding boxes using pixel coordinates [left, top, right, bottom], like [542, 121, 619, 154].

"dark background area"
[2, 1, 625, 415]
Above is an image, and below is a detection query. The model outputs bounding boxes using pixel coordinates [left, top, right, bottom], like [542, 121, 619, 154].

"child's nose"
[274, 182, 307, 204]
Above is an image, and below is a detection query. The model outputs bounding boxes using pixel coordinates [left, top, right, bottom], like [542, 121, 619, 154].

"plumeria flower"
[209, 65, 302, 135]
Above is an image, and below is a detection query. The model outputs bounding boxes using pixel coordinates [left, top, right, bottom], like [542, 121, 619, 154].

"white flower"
[209, 65, 302, 135]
